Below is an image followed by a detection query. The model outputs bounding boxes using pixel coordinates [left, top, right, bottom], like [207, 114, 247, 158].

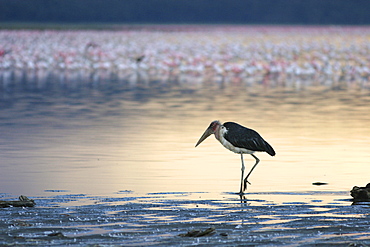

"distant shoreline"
[1, 22, 369, 31]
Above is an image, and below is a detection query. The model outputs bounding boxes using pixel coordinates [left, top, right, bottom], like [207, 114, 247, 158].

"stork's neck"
[214, 124, 222, 142]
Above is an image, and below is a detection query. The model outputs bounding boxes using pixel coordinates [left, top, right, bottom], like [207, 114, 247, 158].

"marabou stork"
[195, 120, 275, 194]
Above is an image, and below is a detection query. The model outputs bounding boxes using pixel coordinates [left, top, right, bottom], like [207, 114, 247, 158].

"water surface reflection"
[1, 76, 370, 197]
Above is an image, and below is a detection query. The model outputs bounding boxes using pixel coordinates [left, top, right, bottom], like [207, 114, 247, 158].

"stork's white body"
[215, 126, 256, 155]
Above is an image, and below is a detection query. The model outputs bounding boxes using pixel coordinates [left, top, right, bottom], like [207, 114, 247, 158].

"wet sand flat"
[0, 191, 368, 246]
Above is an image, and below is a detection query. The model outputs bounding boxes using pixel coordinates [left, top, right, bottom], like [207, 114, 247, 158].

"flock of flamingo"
[0, 26, 369, 89]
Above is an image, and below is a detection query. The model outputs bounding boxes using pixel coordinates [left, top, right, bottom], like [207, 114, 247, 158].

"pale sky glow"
[1, 86, 369, 197]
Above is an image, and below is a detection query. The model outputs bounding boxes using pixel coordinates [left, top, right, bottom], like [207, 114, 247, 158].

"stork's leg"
[243, 154, 260, 191]
[239, 153, 245, 194]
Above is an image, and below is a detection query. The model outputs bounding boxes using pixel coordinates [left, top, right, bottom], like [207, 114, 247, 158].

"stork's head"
[195, 120, 222, 147]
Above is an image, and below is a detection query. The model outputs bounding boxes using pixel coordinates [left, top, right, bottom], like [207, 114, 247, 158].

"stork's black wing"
[223, 122, 275, 156]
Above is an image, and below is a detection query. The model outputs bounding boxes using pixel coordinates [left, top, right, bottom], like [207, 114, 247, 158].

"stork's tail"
[264, 141, 276, 156]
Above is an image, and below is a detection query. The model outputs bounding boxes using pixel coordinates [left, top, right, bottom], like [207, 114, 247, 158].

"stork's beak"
[195, 127, 213, 147]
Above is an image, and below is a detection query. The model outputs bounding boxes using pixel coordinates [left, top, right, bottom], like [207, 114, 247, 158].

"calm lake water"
[1, 73, 370, 197]
[1, 72, 370, 245]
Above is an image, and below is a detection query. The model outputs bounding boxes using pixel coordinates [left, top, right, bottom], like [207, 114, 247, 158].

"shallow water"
[1, 72, 370, 245]
[0, 191, 369, 246]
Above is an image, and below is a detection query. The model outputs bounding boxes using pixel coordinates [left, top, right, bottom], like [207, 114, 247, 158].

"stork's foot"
[243, 179, 251, 191]
[238, 192, 246, 198]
